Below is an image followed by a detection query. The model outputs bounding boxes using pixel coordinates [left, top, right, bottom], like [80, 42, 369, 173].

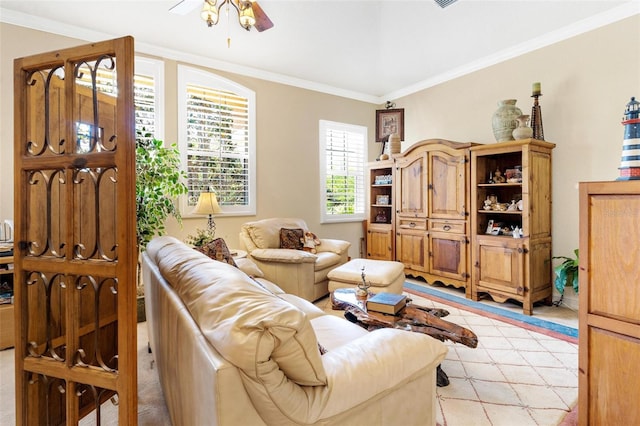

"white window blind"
[319, 120, 367, 223]
[134, 57, 164, 141]
[74, 56, 164, 145]
[178, 66, 256, 215]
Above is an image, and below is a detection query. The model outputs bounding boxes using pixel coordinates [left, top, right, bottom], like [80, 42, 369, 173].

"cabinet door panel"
[477, 238, 525, 295]
[396, 231, 426, 272]
[429, 151, 466, 219]
[367, 226, 393, 260]
[429, 231, 466, 280]
[396, 154, 427, 218]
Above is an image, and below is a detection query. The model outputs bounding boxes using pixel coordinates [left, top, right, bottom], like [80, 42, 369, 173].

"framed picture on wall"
[375, 108, 404, 142]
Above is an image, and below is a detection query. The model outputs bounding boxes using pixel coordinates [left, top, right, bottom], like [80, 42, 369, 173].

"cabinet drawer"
[429, 220, 465, 234]
[397, 219, 427, 230]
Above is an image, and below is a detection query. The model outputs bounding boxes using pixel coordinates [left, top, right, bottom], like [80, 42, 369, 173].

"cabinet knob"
[443, 225, 451, 231]
[409, 222, 416, 228]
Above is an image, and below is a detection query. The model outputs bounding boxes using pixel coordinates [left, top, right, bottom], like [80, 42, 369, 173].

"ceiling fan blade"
[251, 1, 274, 32]
[434, 0, 458, 8]
[169, 0, 202, 15]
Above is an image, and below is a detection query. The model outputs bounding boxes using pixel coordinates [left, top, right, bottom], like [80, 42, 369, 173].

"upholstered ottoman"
[327, 259, 406, 295]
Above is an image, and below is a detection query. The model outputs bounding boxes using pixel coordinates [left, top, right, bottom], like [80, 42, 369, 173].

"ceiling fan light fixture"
[201, 1, 219, 27]
[239, 4, 256, 29]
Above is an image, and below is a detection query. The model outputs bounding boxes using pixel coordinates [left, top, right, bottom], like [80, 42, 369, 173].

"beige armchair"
[239, 218, 350, 301]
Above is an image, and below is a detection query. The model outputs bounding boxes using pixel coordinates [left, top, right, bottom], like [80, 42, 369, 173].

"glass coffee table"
[330, 288, 478, 387]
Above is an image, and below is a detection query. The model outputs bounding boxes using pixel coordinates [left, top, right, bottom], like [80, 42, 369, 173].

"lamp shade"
[193, 192, 222, 215]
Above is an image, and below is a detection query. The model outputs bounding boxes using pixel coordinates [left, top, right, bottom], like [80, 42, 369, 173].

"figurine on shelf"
[483, 197, 493, 210]
[507, 200, 518, 211]
[375, 210, 387, 223]
[493, 168, 505, 183]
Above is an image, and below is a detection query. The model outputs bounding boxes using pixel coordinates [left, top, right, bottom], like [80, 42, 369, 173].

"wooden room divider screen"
[13, 36, 138, 425]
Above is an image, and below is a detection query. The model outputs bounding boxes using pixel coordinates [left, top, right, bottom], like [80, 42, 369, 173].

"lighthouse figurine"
[617, 96, 640, 180]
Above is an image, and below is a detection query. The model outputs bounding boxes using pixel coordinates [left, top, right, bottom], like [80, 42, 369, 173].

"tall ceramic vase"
[388, 133, 401, 154]
[512, 114, 533, 140]
[492, 99, 522, 142]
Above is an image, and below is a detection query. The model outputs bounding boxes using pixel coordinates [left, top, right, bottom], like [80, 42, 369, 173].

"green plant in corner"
[552, 249, 579, 300]
[136, 131, 188, 252]
[135, 130, 188, 304]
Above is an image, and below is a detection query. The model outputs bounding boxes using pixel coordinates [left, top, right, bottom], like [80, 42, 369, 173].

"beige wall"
[2, 15, 639, 309]
[396, 14, 640, 308]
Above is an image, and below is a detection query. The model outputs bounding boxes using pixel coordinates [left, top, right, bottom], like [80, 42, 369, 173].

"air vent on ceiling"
[434, 0, 458, 8]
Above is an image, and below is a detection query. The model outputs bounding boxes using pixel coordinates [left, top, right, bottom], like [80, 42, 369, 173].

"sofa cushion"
[245, 218, 308, 249]
[314, 251, 342, 271]
[194, 279, 327, 386]
[279, 227, 304, 250]
[235, 257, 264, 278]
[310, 314, 369, 352]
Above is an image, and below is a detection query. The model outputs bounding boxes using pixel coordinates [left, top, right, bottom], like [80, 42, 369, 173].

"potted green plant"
[552, 249, 579, 305]
[136, 130, 188, 320]
[185, 228, 216, 248]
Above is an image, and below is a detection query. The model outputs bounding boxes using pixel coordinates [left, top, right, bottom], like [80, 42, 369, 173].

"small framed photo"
[376, 195, 390, 205]
[375, 108, 404, 142]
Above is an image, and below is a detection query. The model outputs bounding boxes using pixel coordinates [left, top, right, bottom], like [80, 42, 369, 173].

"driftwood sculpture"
[332, 290, 479, 387]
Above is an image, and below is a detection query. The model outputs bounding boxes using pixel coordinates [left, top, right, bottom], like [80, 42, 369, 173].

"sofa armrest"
[318, 328, 447, 417]
[250, 248, 317, 264]
[316, 239, 351, 255]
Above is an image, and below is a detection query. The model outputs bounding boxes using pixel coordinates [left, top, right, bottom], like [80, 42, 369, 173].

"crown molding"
[2, 2, 638, 105]
[383, 2, 640, 101]
[0, 7, 380, 104]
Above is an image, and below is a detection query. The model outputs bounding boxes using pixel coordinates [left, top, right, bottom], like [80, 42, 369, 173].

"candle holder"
[531, 94, 545, 141]
[357, 267, 371, 297]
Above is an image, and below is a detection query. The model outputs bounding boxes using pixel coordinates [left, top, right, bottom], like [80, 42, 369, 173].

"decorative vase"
[389, 133, 401, 154]
[492, 99, 522, 142]
[512, 114, 533, 140]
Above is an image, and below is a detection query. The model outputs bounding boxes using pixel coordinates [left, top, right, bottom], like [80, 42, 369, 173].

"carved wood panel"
[14, 37, 137, 425]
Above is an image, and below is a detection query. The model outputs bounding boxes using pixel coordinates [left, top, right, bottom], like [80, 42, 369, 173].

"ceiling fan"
[170, 0, 274, 32]
[434, 0, 458, 8]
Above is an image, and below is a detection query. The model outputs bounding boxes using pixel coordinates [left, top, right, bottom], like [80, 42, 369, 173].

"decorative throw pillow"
[195, 238, 237, 268]
[279, 228, 304, 250]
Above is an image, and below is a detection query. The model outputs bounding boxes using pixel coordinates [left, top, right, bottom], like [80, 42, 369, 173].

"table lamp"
[193, 192, 222, 237]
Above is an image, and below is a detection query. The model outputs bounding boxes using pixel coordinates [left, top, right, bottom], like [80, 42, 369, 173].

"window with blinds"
[319, 120, 367, 223]
[134, 58, 164, 141]
[178, 66, 256, 215]
[75, 57, 164, 142]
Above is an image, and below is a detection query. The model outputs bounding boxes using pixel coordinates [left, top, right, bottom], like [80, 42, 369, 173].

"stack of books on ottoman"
[366, 293, 407, 315]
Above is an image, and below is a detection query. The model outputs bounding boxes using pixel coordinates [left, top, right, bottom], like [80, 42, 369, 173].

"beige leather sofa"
[239, 218, 350, 301]
[143, 236, 447, 426]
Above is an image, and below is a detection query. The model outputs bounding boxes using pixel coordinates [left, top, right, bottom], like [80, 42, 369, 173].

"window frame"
[134, 57, 165, 141]
[177, 65, 256, 217]
[319, 119, 368, 224]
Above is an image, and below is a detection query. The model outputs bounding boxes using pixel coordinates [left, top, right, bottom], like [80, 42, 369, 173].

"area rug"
[400, 283, 579, 426]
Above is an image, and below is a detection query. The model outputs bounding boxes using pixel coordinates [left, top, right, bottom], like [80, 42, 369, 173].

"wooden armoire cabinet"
[389, 139, 473, 294]
[470, 139, 555, 315]
[578, 180, 640, 425]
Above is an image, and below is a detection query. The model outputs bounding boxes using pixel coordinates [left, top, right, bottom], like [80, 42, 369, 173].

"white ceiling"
[1, 0, 638, 103]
